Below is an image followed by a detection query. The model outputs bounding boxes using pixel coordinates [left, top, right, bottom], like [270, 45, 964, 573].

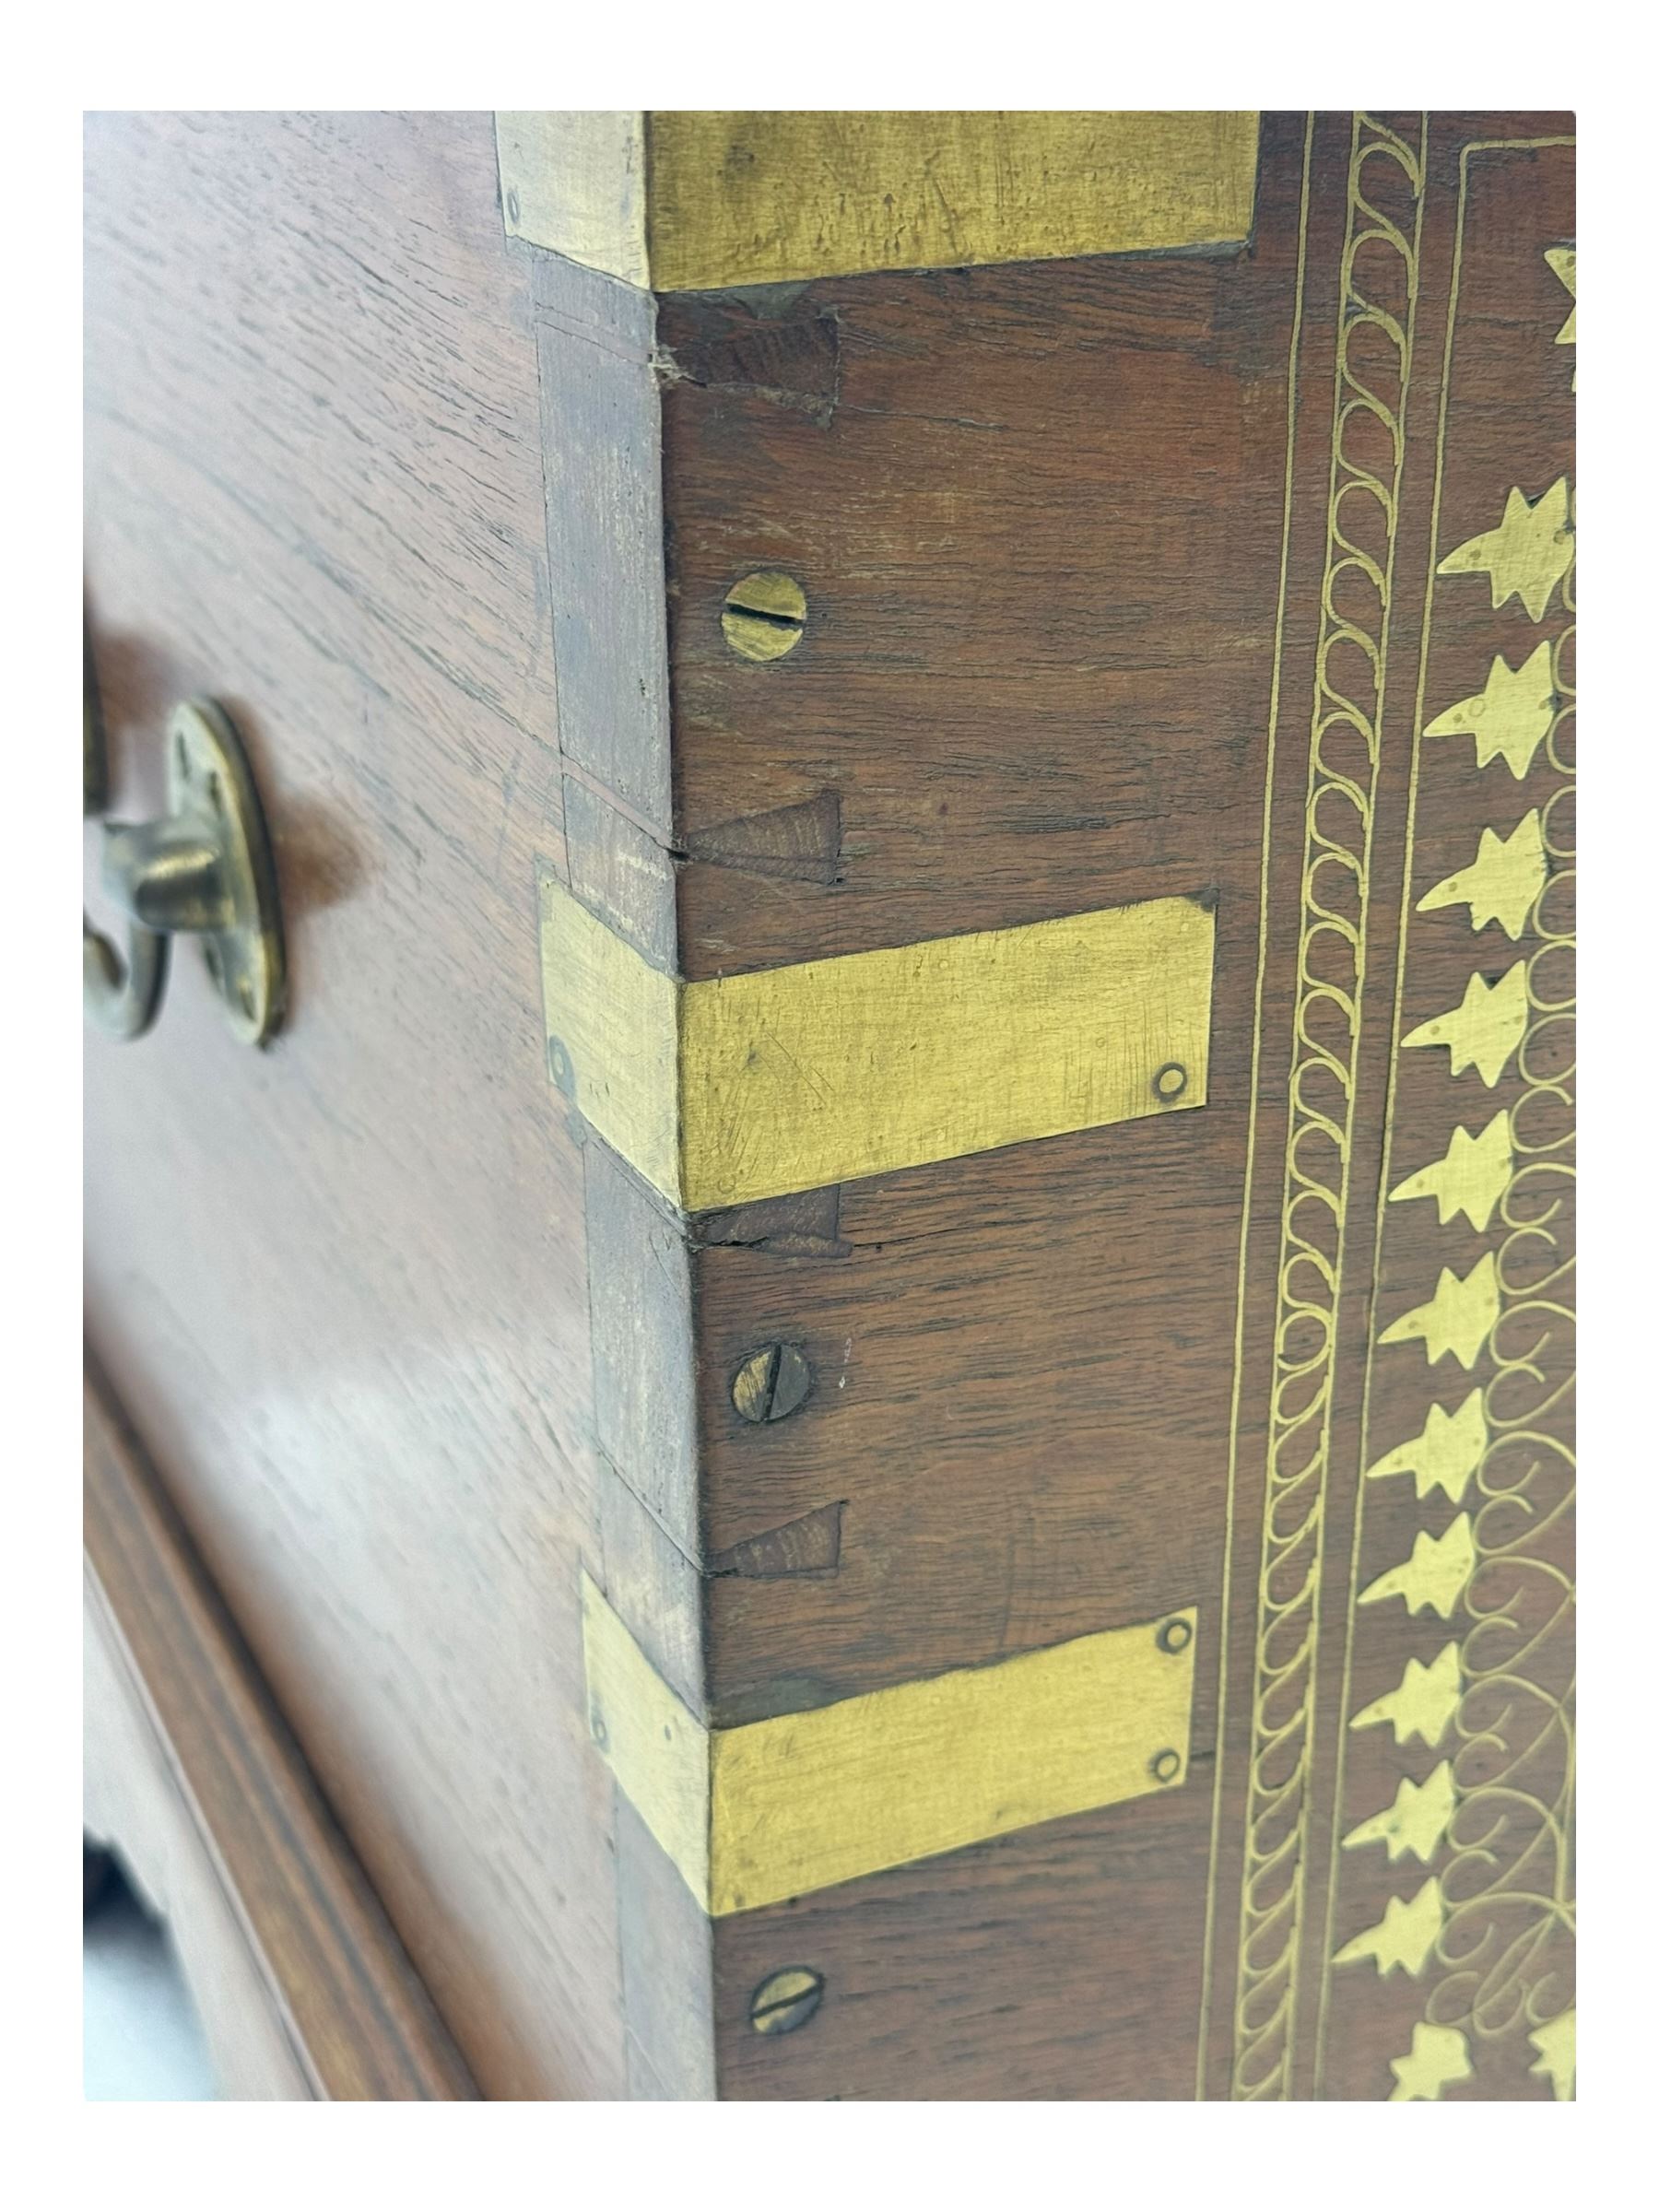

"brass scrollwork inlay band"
[1228, 112, 1427, 2105]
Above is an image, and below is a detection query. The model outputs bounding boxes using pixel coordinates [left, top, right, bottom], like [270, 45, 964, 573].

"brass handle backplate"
[83, 695, 287, 1045]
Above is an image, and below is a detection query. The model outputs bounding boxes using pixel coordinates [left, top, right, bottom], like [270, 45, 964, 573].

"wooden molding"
[83, 1367, 478, 2101]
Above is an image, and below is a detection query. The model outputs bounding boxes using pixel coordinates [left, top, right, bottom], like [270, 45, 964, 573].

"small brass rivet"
[1150, 1747, 1182, 1784]
[590, 1706, 609, 1750]
[547, 1035, 576, 1096]
[1157, 1617, 1193, 1656]
[723, 571, 807, 662]
[506, 188, 522, 228]
[732, 1343, 813, 1425]
[749, 1967, 825, 2035]
[1152, 1061, 1189, 1104]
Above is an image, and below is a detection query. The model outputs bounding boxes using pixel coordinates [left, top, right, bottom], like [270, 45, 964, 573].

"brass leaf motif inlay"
[1529, 2010, 1576, 2101]
[1349, 1642, 1464, 1749]
[1341, 1761, 1457, 1865]
[1389, 2021, 1473, 2102]
[1364, 1390, 1488, 1503]
[1358, 1517, 1476, 1620]
[1423, 641, 1557, 780]
[1378, 1256, 1500, 1370]
[1401, 964, 1528, 1088]
[1389, 1112, 1514, 1232]
[1545, 245, 1576, 364]
[1418, 812, 1547, 940]
[1438, 477, 1573, 621]
[1334, 1877, 1448, 1979]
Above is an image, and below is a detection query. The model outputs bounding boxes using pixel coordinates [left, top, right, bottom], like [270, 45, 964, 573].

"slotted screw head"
[749, 1967, 825, 2034]
[732, 1343, 813, 1424]
[723, 571, 807, 661]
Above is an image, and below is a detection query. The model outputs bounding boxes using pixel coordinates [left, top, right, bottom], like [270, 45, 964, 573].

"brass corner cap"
[498, 112, 1260, 292]
[539, 873, 1215, 1212]
[582, 1572, 1198, 1916]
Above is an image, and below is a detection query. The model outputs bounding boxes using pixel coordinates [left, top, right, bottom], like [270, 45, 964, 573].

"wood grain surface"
[83, 110, 622, 2100]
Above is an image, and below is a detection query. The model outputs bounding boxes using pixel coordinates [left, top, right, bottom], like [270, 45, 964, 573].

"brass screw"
[1151, 1061, 1189, 1104]
[1157, 1617, 1193, 1655]
[1150, 1747, 1182, 1784]
[505, 188, 522, 227]
[749, 1967, 825, 2035]
[732, 1343, 813, 1425]
[723, 571, 807, 662]
[547, 1035, 576, 1096]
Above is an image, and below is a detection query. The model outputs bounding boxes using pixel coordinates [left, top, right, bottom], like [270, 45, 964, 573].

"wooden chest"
[83, 110, 1575, 2100]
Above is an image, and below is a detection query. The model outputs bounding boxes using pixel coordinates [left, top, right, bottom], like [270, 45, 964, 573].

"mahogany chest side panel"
[634, 109, 1574, 2101]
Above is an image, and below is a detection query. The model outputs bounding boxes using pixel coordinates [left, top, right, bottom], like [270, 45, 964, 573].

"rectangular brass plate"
[499, 112, 1260, 290]
[539, 873, 1215, 1210]
[582, 1574, 1197, 1915]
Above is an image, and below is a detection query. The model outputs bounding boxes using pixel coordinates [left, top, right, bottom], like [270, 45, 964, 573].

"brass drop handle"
[83, 693, 287, 1045]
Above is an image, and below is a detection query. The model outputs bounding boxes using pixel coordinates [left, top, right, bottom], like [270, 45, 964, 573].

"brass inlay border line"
[1228, 112, 1427, 2103]
[582, 1573, 1197, 1916]
[1195, 110, 1317, 2103]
